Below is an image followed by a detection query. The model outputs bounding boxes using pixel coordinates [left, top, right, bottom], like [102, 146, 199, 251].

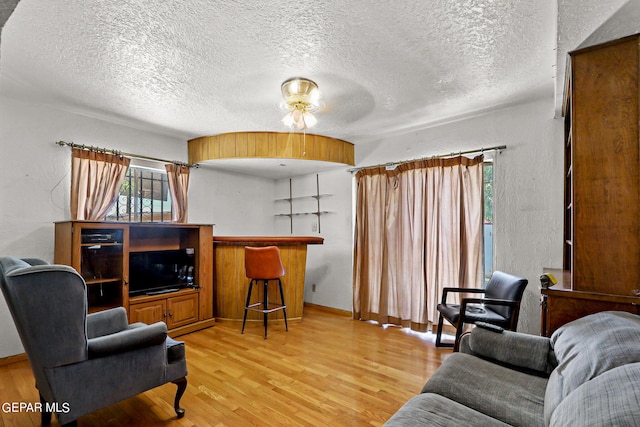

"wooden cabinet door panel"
[572, 38, 640, 294]
[167, 294, 199, 329]
[130, 300, 167, 325]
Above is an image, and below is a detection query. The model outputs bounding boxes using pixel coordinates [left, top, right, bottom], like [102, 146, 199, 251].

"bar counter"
[213, 236, 324, 325]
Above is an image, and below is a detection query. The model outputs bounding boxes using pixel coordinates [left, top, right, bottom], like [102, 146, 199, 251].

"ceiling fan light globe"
[281, 112, 295, 127]
[294, 109, 306, 129]
[303, 111, 318, 128]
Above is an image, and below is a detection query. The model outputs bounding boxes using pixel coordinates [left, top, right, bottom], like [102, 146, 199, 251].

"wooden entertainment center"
[54, 221, 214, 336]
[540, 35, 640, 336]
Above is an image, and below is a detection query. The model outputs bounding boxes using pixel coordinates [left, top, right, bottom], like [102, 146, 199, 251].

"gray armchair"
[0, 257, 188, 426]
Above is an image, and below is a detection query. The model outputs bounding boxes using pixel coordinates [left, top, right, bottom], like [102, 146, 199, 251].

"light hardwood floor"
[0, 305, 453, 426]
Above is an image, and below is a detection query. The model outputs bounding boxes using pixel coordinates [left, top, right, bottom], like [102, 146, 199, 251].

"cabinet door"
[130, 300, 167, 325]
[167, 294, 199, 329]
[571, 38, 640, 295]
[76, 225, 126, 312]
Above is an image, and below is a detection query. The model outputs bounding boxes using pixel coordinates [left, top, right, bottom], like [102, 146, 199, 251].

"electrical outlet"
[312, 284, 317, 292]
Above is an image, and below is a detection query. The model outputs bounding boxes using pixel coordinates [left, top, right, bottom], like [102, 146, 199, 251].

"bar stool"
[242, 246, 288, 339]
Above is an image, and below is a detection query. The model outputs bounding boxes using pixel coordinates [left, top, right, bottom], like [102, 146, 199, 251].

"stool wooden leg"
[242, 280, 255, 334]
[263, 280, 269, 339]
[278, 279, 288, 332]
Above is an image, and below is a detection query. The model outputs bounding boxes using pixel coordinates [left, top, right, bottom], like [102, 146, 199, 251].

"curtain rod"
[347, 145, 506, 173]
[55, 140, 198, 168]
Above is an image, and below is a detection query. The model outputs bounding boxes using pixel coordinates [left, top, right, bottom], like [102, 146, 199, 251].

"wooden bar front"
[213, 236, 324, 324]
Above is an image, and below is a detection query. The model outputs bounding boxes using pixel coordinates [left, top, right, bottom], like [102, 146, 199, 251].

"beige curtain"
[353, 155, 484, 332]
[70, 148, 130, 221]
[165, 164, 190, 223]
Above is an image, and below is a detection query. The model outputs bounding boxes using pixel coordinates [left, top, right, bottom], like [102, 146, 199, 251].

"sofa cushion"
[422, 352, 547, 427]
[384, 393, 511, 427]
[549, 362, 640, 427]
[545, 311, 640, 423]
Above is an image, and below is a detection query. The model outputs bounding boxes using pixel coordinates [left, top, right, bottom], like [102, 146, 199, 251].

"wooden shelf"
[128, 244, 183, 252]
[85, 277, 122, 285]
[81, 242, 122, 247]
[129, 287, 199, 304]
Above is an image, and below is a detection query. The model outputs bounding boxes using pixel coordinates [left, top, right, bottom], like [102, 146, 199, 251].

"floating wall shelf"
[275, 174, 331, 234]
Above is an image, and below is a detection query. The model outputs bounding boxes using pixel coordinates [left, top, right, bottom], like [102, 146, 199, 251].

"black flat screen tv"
[128, 248, 195, 296]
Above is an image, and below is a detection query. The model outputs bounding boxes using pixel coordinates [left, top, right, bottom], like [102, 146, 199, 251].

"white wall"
[491, 102, 564, 334]
[302, 98, 564, 334]
[275, 168, 354, 312]
[0, 94, 563, 361]
[0, 96, 276, 357]
[189, 167, 276, 236]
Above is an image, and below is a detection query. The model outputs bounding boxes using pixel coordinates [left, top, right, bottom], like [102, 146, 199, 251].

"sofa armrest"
[460, 322, 556, 375]
[86, 307, 129, 338]
[88, 322, 167, 358]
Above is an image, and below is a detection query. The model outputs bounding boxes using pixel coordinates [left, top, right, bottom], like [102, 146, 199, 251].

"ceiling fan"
[280, 77, 321, 130]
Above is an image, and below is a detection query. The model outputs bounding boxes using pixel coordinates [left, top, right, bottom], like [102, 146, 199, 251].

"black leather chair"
[434, 271, 528, 351]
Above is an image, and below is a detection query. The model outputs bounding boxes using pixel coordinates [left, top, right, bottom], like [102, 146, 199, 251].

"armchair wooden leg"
[453, 321, 465, 352]
[435, 315, 454, 348]
[40, 394, 51, 426]
[172, 377, 187, 419]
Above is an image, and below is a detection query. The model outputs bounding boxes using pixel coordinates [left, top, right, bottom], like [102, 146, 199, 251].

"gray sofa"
[385, 311, 640, 426]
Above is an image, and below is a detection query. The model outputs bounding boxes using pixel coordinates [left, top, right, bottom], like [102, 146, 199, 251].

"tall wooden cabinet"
[541, 35, 640, 336]
[55, 221, 214, 336]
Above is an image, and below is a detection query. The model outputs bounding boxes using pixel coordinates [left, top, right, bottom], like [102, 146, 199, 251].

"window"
[483, 161, 494, 282]
[106, 166, 173, 222]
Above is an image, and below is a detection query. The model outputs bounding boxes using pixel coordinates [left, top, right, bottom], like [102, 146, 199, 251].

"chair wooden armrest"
[440, 287, 486, 304]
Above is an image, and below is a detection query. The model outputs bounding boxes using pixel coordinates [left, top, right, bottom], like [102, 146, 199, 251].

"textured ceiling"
[0, 1, 629, 177]
[554, 0, 629, 115]
[1, 0, 556, 143]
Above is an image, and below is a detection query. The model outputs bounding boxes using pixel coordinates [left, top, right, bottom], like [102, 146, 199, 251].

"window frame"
[106, 165, 173, 222]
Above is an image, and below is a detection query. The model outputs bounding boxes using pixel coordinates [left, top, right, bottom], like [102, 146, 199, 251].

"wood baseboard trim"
[0, 353, 28, 367]
[214, 317, 302, 326]
[304, 302, 352, 317]
[0, 320, 216, 366]
[168, 319, 215, 338]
